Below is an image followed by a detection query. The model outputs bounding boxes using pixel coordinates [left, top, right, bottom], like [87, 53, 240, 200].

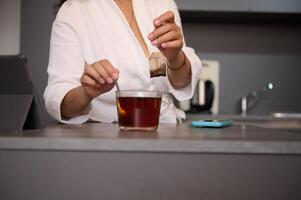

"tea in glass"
[116, 91, 162, 131]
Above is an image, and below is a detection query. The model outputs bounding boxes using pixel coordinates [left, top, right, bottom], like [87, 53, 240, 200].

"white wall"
[0, 0, 21, 55]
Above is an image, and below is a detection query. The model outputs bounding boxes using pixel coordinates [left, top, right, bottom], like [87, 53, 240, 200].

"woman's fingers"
[148, 11, 182, 49]
[101, 60, 119, 82]
[81, 74, 100, 87]
[84, 64, 105, 84]
[148, 23, 178, 41]
[161, 40, 183, 48]
[151, 31, 181, 47]
[153, 11, 175, 27]
[85, 60, 119, 85]
[93, 61, 112, 83]
[81, 60, 119, 98]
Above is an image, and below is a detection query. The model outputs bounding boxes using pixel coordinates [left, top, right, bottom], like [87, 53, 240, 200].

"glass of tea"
[116, 90, 163, 131]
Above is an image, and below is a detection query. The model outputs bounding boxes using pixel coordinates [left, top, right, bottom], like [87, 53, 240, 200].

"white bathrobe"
[44, 0, 202, 124]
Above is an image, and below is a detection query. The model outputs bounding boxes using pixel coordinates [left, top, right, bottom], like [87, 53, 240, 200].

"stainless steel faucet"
[241, 83, 273, 116]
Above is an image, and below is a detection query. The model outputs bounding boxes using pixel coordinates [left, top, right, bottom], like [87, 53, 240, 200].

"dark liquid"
[117, 97, 161, 129]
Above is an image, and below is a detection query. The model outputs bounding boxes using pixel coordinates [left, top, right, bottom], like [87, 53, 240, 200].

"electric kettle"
[190, 79, 214, 113]
[178, 60, 220, 114]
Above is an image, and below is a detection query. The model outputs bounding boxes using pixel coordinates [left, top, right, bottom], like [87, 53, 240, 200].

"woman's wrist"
[79, 86, 94, 103]
[166, 50, 191, 88]
[166, 51, 186, 71]
[61, 86, 93, 118]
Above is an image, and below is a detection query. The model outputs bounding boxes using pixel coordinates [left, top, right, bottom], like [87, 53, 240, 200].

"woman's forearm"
[167, 50, 192, 88]
[61, 86, 93, 118]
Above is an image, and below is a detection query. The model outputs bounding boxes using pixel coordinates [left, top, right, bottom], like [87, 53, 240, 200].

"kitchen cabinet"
[1, 116, 301, 200]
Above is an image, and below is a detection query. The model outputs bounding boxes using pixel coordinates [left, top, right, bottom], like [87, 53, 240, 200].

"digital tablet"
[0, 54, 46, 131]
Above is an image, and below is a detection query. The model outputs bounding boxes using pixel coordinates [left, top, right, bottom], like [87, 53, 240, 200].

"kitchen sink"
[187, 114, 301, 130]
[234, 117, 301, 130]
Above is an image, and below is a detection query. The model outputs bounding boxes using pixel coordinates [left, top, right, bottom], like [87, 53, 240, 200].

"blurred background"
[0, 0, 300, 122]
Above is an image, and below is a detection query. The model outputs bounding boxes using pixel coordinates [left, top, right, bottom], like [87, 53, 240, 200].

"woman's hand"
[148, 11, 191, 89]
[148, 11, 183, 64]
[80, 60, 119, 99]
[61, 60, 119, 118]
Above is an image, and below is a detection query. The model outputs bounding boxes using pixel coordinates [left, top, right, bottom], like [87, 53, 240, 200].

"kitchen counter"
[0, 117, 301, 154]
[1, 117, 301, 200]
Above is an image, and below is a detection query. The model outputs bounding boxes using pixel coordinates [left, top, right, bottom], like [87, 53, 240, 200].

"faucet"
[241, 83, 273, 116]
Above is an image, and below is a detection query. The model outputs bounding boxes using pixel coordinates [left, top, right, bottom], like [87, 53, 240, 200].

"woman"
[44, 0, 202, 124]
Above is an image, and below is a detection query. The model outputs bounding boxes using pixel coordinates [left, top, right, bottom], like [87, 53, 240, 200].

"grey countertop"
[1, 115, 301, 154]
